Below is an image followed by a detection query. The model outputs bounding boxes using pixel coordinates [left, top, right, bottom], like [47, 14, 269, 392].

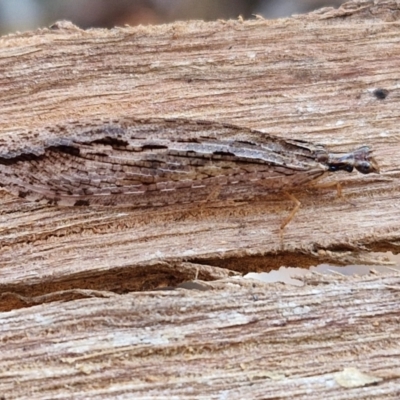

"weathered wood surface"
[0, 0, 399, 298]
[1, 0, 400, 398]
[1, 273, 400, 399]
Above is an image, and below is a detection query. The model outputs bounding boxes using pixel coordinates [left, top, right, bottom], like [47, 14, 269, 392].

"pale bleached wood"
[1, 273, 400, 399]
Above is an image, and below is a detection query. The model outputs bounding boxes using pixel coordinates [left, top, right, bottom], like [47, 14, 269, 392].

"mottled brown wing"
[0, 122, 327, 207]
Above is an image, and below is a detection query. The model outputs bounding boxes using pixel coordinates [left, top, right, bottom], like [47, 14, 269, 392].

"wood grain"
[1, 1, 400, 398]
[1, 273, 400, 399]
[0, 1, 399, 298]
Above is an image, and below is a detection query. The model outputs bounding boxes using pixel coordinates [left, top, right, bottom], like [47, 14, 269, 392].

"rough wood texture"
[1, 273, 400, 399]
[1, 0, 400, 397]
[0, 1, 399, 297]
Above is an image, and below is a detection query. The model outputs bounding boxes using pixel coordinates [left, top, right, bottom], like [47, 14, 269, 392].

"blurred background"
[0, 0, 344, 34]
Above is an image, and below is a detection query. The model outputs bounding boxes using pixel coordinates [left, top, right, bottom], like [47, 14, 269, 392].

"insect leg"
[280, 192, 301, 231]
[311, 180, 343, 198]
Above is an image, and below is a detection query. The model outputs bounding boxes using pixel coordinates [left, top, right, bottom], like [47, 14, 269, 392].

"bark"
[0, 0, 400, 398]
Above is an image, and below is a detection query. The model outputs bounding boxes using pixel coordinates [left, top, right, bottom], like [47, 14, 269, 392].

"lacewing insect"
[0, 118, 379, 229]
